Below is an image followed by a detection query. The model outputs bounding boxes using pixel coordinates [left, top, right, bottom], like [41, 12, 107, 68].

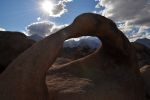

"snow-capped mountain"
[64, 36, 101, 49]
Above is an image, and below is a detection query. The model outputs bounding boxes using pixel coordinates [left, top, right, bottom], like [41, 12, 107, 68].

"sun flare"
[41, 0, 54, 14]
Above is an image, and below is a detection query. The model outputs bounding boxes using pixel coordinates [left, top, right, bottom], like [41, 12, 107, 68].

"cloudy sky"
[0, 0, 150, 41]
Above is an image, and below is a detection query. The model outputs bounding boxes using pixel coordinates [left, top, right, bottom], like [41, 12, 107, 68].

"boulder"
[0, 31, 35, 73]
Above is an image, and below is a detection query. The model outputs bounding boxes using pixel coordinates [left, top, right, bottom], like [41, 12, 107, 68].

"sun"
[41, 0, 54, 14]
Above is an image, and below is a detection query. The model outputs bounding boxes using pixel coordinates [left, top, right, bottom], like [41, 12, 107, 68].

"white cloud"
[0, 27, 5, 31]
[26, 21, 54, 36]
[51, 0, 72, 17]
[39, 0, 73, 17]
[95, 0, 150, 41]
[50, 1, 67, 17]
[99, 0, 150, 24]
[26, 21, 67, 36]
[37, 17, 41, 21]
[129, 26, 150, 41]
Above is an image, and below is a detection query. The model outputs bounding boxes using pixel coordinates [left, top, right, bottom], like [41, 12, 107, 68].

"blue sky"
[0, 0, 150, 41]
[0, 0, 39, 31]
[0, 0, 99, 31]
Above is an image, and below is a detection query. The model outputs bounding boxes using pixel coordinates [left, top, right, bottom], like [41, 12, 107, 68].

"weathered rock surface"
[0, 31, 35, 73]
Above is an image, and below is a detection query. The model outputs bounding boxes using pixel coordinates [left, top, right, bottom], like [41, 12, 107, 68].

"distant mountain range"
[135, 38, 150, 48]
[64, 36, 101, 49]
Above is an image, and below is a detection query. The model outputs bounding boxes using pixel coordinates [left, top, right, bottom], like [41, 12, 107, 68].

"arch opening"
[52, 36, 102, 66]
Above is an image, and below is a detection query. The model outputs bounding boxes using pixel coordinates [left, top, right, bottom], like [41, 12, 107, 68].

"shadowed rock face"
[0, 31, 35, 73]
[0, 13, 146, 100]
[140, 65, 150, 98]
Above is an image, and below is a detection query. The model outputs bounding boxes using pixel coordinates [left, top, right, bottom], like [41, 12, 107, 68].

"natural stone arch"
[47, 13, 146, 100]
[0, 13, 146, 100]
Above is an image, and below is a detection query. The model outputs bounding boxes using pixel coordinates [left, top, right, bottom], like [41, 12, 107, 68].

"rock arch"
[0, 13, 146, 100]
[47, 13, 146, 100]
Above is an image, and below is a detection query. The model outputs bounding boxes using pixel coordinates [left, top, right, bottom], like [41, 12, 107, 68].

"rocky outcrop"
[0, 28, 76, 100]
[47, 13, 146, 100]
[53, 34, 150, 100]
[0, 31, 35, 73]
[0, 13, 146, 100]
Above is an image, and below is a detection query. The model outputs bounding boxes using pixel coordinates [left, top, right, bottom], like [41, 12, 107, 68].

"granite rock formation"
[47, 13, 146, 100]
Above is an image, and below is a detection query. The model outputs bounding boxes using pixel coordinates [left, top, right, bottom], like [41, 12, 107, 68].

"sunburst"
[41, 0, 54, 14]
